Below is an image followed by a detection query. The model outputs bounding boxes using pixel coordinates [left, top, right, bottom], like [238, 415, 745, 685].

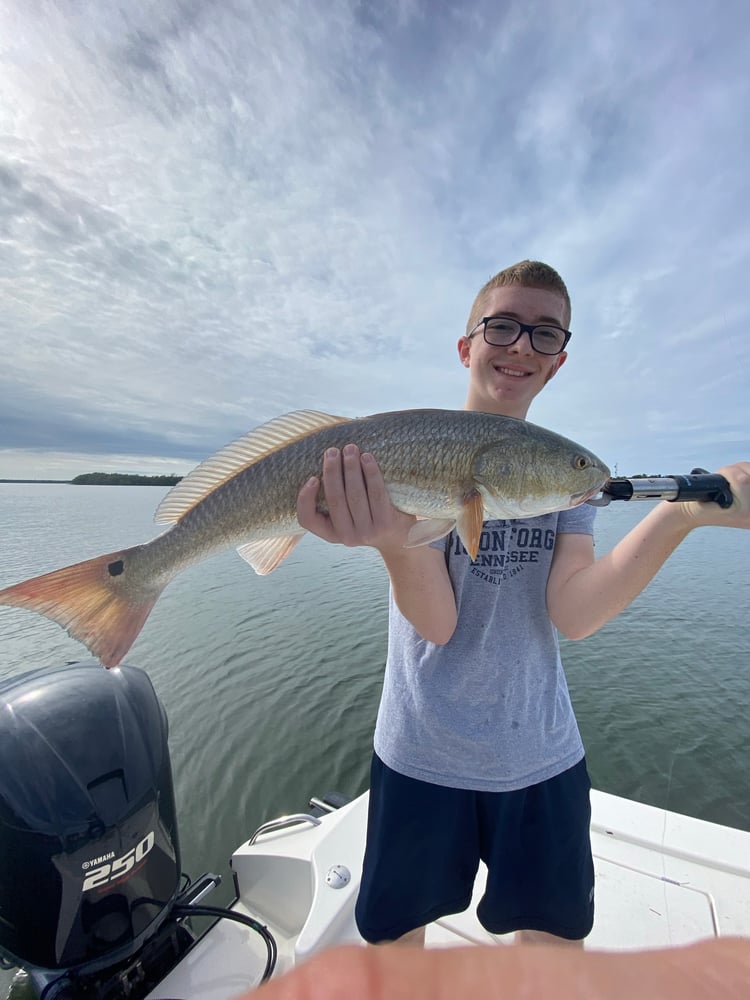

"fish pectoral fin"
[456, 489, 484, 561]
[404, 518, 456, 549]
[237, 534, 304, 575]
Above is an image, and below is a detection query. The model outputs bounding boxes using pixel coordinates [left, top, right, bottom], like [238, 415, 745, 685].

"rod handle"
[672, 469, 734, 508]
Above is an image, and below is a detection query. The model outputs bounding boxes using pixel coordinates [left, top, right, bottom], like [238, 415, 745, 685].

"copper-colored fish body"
[0, 409, 609, 665]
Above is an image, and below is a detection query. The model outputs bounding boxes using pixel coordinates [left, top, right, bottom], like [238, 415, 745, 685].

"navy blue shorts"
[355, 754, 595, 942]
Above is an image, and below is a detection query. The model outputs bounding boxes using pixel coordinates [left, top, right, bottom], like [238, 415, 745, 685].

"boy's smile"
[458, 285, 568, 419]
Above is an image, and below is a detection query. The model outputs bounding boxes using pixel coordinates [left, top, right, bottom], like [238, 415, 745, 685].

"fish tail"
[0, 546, 165, 668]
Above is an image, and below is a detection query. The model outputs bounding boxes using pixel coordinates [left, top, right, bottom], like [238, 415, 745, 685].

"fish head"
[472, 426, 610, 518]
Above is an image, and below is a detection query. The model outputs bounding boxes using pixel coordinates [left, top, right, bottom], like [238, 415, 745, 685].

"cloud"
[0, 0, 748, 480]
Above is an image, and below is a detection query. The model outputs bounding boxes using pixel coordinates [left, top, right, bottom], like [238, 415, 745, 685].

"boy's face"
[457, 284, 568, 418]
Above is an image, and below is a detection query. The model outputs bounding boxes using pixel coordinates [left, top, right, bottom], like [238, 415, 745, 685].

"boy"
[296, 260, 750, 948]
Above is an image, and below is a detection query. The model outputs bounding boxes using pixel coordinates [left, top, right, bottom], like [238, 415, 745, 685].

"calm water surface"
[0, 483, 748, 989]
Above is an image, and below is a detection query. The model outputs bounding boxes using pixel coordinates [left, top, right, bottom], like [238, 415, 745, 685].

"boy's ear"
[458, 336, 472, 368]
[544, 352, 567, 383]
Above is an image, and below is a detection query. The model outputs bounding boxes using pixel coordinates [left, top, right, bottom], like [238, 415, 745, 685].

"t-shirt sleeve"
[557, 502, 597, 535]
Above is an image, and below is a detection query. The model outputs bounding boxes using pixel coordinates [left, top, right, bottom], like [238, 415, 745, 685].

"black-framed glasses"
[468, 316, 571, 356]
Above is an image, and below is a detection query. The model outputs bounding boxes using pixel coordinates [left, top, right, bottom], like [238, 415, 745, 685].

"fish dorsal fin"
[155, 410, 350, 524]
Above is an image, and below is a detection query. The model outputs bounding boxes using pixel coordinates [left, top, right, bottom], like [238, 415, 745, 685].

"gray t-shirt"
[373, 503, 596, 792]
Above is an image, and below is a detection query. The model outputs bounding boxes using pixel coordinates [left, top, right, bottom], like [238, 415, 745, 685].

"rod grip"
[669, 470, 733, 508]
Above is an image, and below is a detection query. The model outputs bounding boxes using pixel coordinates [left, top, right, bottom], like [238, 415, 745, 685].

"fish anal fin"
[456, 489, 484, 561]
[156, 411, 350, 525]
[0, 548, 164, 668]
[404, 518, 456, 549]
[237, 534, 303, 575]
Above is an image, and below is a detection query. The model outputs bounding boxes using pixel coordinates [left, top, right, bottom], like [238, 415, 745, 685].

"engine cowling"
[0, 660, 181, 974]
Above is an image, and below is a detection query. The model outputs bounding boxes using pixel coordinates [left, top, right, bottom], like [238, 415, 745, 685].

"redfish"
[0, 409, 609, 666]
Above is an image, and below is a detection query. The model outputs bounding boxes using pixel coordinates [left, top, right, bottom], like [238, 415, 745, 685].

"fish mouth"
[570, 481, 608, 506]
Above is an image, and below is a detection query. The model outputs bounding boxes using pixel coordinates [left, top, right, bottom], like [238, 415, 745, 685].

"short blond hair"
[466, 260, 571, 335]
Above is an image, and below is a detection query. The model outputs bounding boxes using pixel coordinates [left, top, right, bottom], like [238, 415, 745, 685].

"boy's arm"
[296, 444, 457, 644]
[547, 461, 750, 640]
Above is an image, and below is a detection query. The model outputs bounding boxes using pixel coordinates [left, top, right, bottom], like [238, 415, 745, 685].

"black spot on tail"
[108, 560, 125, 577]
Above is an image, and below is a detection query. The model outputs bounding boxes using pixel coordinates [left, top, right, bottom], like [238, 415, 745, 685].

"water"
[0, 484, 748, 990]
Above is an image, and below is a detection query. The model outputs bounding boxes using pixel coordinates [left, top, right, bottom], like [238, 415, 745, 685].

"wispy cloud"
[1, 0, 748, 479]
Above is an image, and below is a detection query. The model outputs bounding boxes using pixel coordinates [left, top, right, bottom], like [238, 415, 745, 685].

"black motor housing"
[0, 660, 181, 974]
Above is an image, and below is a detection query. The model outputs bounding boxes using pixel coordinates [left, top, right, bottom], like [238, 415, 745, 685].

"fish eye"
[573, 454, 590, 470]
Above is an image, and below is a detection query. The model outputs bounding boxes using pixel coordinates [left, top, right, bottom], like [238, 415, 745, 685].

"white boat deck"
[149, 790, 750, 998]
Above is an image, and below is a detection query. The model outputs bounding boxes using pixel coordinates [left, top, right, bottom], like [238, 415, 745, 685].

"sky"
[1, 0, 748, 481]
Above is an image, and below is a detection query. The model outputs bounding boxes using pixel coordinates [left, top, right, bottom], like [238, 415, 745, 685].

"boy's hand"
[675, 461, 750, 530]
[297, 444, 416, 551]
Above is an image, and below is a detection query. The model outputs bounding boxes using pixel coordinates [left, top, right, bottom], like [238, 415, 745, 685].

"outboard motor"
[0, 660, 186, 997]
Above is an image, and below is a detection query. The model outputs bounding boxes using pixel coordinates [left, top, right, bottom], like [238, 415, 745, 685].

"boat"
[0, 658, 748, 999]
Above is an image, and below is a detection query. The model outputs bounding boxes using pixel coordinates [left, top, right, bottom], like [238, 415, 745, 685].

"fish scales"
[145, 411, 471, 569]
[185, 410, 483, 538]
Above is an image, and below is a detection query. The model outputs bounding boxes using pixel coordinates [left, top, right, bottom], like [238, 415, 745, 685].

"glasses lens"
[530, 326, 567, 355]
[483, 319, 520, 345]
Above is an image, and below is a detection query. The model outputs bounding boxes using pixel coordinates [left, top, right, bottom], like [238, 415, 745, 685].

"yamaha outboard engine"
[0, 661, 186, 997]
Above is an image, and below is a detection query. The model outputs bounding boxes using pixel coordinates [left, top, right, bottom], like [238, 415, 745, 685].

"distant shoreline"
[0, 474, 183, 486]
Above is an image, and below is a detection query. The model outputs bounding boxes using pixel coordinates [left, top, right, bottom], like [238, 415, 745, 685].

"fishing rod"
[587, 468, 734, 508]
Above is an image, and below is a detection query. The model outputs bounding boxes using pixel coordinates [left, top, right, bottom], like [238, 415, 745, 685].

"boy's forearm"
[548, 502, 693, 639]
[379, 544, 457, 645]
[551, 462, 750, 638]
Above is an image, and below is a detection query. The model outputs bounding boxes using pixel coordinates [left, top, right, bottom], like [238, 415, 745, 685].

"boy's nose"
[507, 329, 535, 353]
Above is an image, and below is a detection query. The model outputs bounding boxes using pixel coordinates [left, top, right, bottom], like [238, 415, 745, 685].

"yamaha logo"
[82, 852, 115, 871]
